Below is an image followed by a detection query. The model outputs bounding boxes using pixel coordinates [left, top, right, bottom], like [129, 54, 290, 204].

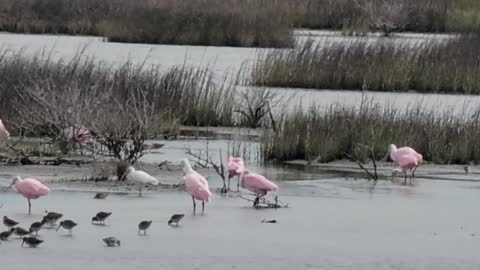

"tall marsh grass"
[262, 101, 480, 165]
[252, 35, 480, 94]
[0, 51, 237, 132]
[0, 0, 293, 47]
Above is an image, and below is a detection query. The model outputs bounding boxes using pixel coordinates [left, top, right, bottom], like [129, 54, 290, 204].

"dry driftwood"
[239, 194, 288, 209]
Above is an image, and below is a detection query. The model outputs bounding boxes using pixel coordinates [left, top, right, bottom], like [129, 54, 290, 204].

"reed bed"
[252, 35, 480, 94]
[0, 0, 293, 47]
[261, 101, 480, 165]
[0, 51, 237, 132]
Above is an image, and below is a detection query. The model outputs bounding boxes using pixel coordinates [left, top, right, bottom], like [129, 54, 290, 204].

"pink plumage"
[9, 176, 49, 214]
[240, 171, 278, 195]
[228, 157, 245, 177]
[398, 154, 419, 171]
[0, 119, 10, 141]
[389, 144, 422, 164]
[64, 126, 95, 145]
[182, 159, 212, 214]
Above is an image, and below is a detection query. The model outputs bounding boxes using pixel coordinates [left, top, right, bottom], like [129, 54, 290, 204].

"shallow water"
[1, 178, 479, 269]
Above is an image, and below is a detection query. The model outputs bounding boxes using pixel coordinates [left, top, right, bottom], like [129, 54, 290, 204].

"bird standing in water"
[0, 228, 15, 241]
[388, 144, 423, 180]
[22, 237, 44, 248]
[168, 214, 184, 226]
[227, 157, 245, 191]
[239, 170, 278, 207]
[124, 166, 159, 197]
[30, 218, 47, 235]
[103, 237, 120, 247]
[57, 220, 78, 235]
[8, 176, 50, 214]
[3, 216, 19, 228]
[14, 227, 31, 238]
[91, 212, 112, 225]
[181, 159, 212, 214]
[138, 221, 152, 235]
[43, 211, 63, 227]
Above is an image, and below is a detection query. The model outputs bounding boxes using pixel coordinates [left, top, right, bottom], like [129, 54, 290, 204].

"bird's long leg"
[227, 177, 231, 191]
[28, 198, 31, 215]
[404, 172, 407, 185]
[253, 195, 259, 207]
[237, 176, 240, 192]
[192, 196, 196, 214]
[202, 201, 205, 214]
[139, 186, 142, 197]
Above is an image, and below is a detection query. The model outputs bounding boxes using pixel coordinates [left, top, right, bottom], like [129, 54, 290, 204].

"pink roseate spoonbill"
[0, 119, 10, 142]
[389, 144, 423, 177]
[398, 154, 421, 185]
[8, 176, 50, 214]
[228, 157, 245, 191]
[124, 166, 158, 197]
[239, 169, 278, 207]
[181, 159, 212, 214]
[63, 126, 95, 146]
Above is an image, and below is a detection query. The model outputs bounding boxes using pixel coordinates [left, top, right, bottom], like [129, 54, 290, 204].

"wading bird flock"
[0, 118, 423, 249]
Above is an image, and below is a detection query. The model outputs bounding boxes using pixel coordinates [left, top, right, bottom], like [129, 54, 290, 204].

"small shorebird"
[29, 218, 47, 235]
[168, 214, 184, 226]
[14, 227, 31, 238]
[103, 237, 120, 247]
[91, 212, 112, 225]
[261, 219, 277, 223]
[22, 237, 44, 248]
[44, 211, 63, 227]
[3, 216, 19, 228]
[138, 220, 152, 235]
[94, 192, 109, 199]
[0, 228, 15, 241]
[57, 220, 77, 235]
[464, 165, 469, 175]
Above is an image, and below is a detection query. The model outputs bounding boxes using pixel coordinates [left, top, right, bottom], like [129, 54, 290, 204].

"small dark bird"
[94, 192, 109, 199]
[0, 228, 15, 241]
[168, 214, 184, 226]
[464, 165, 469, 175]
[29, 218, 47, 235]
[91, 212, 112, 225]
[44, 211, 63, 227]
[3, 216, 19, 228]
[14, 227, 31, 238]
[56, 220, 77, 235]
[103, 237, 120, 247]
[261, 219, 277, 223]
[22, 237, 44, 248]
[138, 221, 152, 235]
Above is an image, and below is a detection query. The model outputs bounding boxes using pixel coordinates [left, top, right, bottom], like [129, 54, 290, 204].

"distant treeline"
[0, 0, 479, 47]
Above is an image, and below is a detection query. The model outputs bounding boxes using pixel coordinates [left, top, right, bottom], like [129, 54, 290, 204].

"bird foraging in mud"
[138, 220, 152, 235]
[3, 216, 19, 228]
[22, 237, 44, 248]
[181, 159, 212, 214]
[29, 218, 47, 235]
[14, 227, 31, 238]
[94, 192, 109, 199]
[91, 212, 112, 225]
[168, 214, 184, 226]
[388, 144, 423, 184]
[123, 166, 159, 197]
[43, 211, 63, 227]
[57, 220, 77, 235]
[103, 237, 120, 247]
[239, 170, 278, 207]
[261, 219, 277, 223]
[0, 228, 15, 241]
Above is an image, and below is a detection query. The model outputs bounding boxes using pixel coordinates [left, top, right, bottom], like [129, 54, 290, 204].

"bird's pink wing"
[185, 173, 212, 201]
[243, 173, 278, 193]
[398, 154, 418, 169]
[0, 119, 10, 141]
[392, 147, 418, 161]
[16, 179, 50, 198]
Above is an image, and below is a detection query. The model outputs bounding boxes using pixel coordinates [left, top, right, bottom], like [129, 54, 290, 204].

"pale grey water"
[0, 31, 478, 115]
[0, 178, 479, 269]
